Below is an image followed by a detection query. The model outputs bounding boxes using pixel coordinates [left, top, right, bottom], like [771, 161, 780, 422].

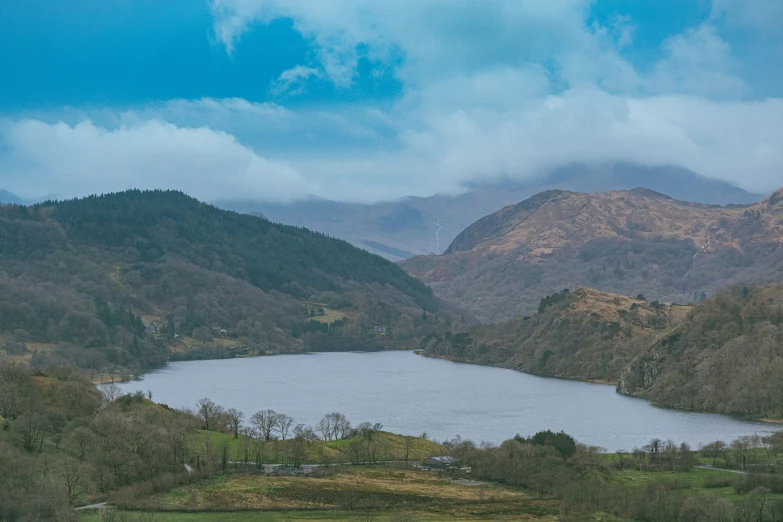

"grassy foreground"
[88, 466, 560, 521]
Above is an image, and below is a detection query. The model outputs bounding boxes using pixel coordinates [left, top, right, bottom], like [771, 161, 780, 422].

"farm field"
[90, 466, 560, 521]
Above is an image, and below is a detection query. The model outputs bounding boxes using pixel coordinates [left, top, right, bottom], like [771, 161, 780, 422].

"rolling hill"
[402, 187, 783, 323]
[421, 288, 691, 383]
[0, 190, 445, 377]
[217, 163, 762, 261]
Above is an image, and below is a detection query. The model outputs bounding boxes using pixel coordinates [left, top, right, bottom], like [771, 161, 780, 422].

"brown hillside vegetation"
[403, 187, 783, 322]
[421, 288, 690, 382]
[618, 284, 783, 418]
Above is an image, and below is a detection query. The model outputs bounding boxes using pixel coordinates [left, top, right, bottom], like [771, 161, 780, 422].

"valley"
[3, 186, 783, 522]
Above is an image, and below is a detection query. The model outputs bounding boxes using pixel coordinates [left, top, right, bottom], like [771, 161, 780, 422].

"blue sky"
[1, 0, 781, 202]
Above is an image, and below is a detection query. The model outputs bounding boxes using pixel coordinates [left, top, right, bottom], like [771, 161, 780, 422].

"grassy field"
[82, 510, 555, 521]
[90, 466, 559, 521]
[196, 430, 447, 465]
[614, 467, 783, 504]
[306, 303, 348, 324]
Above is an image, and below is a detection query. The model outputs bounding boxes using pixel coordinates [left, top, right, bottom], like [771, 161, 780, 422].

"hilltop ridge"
[421, 287, 689, 382]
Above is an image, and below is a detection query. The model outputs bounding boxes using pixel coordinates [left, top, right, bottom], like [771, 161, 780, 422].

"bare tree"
[192, 326, 213, 344]
[68, 427, 95, 462]
[14, 413, 50, 452]
[276, 414, 293, 440]
[320, 412, 351, 440]
[732, 436, 752, 470]
[60, 460, 89, 505]
[226, 408, 244, 439]
[98, 383, 122, 406]
[702, 440, 727, 467]
[294, 424, 319, 443]
[0, 381, 21, 420]
[251, 409, 279, 441]
[318, 416, 332, 441]
[195, 398, 223, 431]
[334, 413, 352, 440]
[404, 437, 415, 462]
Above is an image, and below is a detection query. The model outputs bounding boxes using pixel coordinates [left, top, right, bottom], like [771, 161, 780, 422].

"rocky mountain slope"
[403, 188, 783, 323]
[422, 288, 691, 382]
[0, 190, 445, 376]
[216, 164, 762, 261]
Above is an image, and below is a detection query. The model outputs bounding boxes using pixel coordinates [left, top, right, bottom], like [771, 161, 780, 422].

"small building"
[423, 456, 458, 470]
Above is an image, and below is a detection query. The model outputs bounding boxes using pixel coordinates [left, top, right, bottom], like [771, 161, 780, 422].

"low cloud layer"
[1, 0, 782, 202]
[2, 119, 307, 202]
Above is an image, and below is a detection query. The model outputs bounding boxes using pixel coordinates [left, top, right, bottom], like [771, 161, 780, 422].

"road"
[695, 465, 750, 475]
[75, 503, 107, 511]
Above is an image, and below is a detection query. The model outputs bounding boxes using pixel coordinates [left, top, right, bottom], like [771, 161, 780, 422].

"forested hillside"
[618, 284, 783, 418]
[403, 188, 783, 322]
[421, 288, 690, 382]
[422, 283, 783, 419]
[0, 190, 444, 378]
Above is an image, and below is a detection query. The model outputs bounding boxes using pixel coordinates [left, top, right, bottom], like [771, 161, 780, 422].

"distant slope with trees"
[422, 284, 783, 419]
[0, 190, 447, 378]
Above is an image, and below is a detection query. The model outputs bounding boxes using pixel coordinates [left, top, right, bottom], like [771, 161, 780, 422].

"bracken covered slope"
[421, 288, 690, 382]
[403, 188, 783, 322]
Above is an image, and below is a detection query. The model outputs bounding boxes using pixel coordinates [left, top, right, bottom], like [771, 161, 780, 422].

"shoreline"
[102, 347, 417, 385]
[416, 351, 781, 427]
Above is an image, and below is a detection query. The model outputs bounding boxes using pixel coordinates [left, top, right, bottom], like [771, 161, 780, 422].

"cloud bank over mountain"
[1, 0, 781, 202]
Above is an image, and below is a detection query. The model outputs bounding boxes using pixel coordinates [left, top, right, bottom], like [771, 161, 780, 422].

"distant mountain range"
[0, 190, 22, 205]
[216, 164, 763, 261]
[402, 187, 783, 322]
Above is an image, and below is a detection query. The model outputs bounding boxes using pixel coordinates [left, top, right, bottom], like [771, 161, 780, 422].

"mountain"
[617, 284, 783, 418]
[402, 187, 783, 323]
[421, 288, 691, 383]
[0, 190, 22, 205]
[0, 190, 445, 377]
[216, 164, 763, 261]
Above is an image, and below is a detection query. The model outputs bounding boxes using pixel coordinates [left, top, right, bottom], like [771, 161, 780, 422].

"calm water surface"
[118, 351, 775, 451]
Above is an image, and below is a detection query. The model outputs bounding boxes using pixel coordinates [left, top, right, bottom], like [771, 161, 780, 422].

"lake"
[117, 350, 776, 451]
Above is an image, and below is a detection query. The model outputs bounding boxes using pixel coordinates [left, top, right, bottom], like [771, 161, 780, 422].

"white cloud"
[711, 0, 783, 33]
[271, 65, 322, 96]
[3, 1, 782, 204]
[651, 25, 747, 98]
[3, 88, 782, 203]
[0, 119, 309, 202]
[210, 0, 637, 91]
